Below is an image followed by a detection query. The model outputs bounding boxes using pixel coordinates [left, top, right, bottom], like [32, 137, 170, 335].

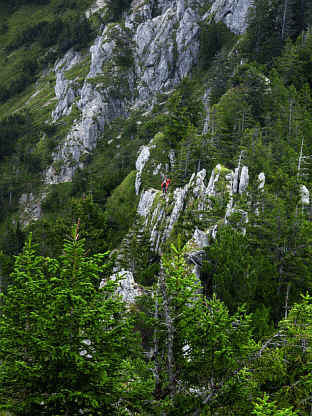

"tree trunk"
[153, 287, 162, 398]
[282, 0, 289, 40]
[284, 282, 291, 319]
[159, 265, 176, 398]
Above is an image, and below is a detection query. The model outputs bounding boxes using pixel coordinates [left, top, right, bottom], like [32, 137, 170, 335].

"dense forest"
[1, 0, 312, 414]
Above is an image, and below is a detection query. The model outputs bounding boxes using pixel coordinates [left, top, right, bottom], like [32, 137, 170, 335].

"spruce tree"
[0, 225, 151, 415]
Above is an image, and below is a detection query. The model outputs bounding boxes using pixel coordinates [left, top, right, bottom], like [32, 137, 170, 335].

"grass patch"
[105, 170, 139, 246]
[65, 55, 91, 81]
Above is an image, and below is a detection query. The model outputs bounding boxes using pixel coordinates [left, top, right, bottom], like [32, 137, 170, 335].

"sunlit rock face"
[52, 49, 82, 122]
[46, 0, 253, 184]
[208, 0, 251, 34]
[133, 2, 201, 105]
[300, 185, 310, 206]
[46, 0, 209, 184]
[46, 23, 133, 184]
[100, 270, 143, 304]
[135, 146, 151, 195]
[135, 163, 253, 257]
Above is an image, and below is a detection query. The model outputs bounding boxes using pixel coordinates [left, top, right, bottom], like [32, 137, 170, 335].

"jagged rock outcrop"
[52, 50, 82, 122]
[46, 23, 134, 184]
[300, 185, 310, 206]
[136, 164, 251, 254]
[100, 270, 143, 304]
[47, 0, 253, 185]
[238, 165, 249, 194]
[133, 1, 201, 104]
[135, 145, 151, 195]
[207, 0, 251, 34]
[258, 172, 265, 190]
[19, 192, 44, 226]
[85, 0, 107, 18]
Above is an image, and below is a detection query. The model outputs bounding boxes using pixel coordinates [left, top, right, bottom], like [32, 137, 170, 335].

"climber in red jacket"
[165, 177, 171, 193]
[161, 176, 171, 194]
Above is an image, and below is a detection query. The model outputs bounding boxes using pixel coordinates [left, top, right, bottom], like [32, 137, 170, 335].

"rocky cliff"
[44, 0, 251, 184]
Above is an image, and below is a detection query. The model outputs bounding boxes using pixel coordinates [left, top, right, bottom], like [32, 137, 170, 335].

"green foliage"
[108, 0, 132, 22]
[0, 0, 94, 104]
[252, 394, 298, 415]
[248, 295, 312, 414]
[276, 33, 312, 90]
[163, 78, 203, 146]
[212, 87, 255, 166]
[0, 229, 152, 415]
[244, 0, 284, 64]
[151, 249, 257, 414]
[105, 171, 139, 247]
[30, 194, 110, 257]
[1, 3, 312, 413]
[199, 20, 236, 70]
[119, 221, 159, 286]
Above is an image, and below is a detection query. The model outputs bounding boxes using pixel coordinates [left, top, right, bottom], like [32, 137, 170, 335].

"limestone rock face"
[46, 0, 209, 184]
[134, 3, 200, 105]
[137, 188, 157, 218]
[258, 172, 265, 190]
[239, 166, 249, 194]
[136, 164, 253, 255]
[46, 0, 252, 185]
[300, 185, 310, 206]
[135, 146, 151, 195]
[52, 49, 82, 122]
[46, 24, 133, 184]
[19, 192, 44, 226]
[137, 169, 208, 252]
[101, 270, 142, 304]
[85, 0, 107, 18]
[208, 0, 251, 34]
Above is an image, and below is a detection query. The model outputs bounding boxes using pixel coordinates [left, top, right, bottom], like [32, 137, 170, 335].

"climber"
[161, 176, 167, 194]
[165, 177, 171, 193]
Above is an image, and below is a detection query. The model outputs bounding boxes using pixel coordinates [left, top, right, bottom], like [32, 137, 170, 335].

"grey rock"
[300, 185, 310, 206]
[209, 0, 251, 34]
[233, 167, 240, 193]
[239, 165, 249, 194]
[137, 188, 158, 218]
[100, 270, 142, 304]
[52, 49, 82, 122]
[192, 169, 206, 198]
[46, 25, 133, 184]
[19, 192, 44, 226]
[85, 0, 107, 18]
[135, 145, 151, 195]
[46, 0, 252, 185]
[184, 249, 205, 280]
[164, 185, 189, 240]
[193, 227, 209, 249]
[206, 164, 222, 196]
[153, 163, 162, 175]
[258, 172, 265, 190]
[125, 0, 153, 29]
[134, 2, 200, 104]
[168, 149, 175, 169]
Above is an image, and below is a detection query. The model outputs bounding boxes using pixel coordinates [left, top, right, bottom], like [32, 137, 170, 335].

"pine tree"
[0, 225, 152, 415]
[151, 246, 256, 414]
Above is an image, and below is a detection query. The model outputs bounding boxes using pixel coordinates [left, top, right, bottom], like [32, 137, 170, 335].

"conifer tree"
[0, 225, 152, 415]
[152, 246, 256, 414]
